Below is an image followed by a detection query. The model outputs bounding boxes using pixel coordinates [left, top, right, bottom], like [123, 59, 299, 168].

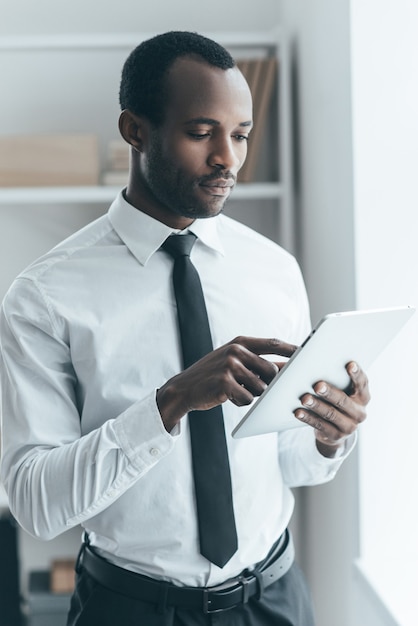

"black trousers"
[67, 561, 316, 626]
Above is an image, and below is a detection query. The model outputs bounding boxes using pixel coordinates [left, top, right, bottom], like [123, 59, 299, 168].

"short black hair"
[119, 31, 235, 125]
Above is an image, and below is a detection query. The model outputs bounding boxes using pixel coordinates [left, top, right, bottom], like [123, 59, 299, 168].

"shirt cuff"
[112, 390, 177, 473]
[331, 433, 357, 459]
[294, 427, 357, 485]
[311, 429, 357, 464]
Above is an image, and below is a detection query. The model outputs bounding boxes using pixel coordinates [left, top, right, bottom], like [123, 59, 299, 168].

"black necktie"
[162, 233, 238, 568]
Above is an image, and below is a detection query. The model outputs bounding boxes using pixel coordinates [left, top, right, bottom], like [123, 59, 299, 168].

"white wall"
[279, 1, 418, 625]
[278, 0, 356, 323]
[350, 1, 418, 625]
[0, 0, 279, 36]
[278, 2, 357, 626]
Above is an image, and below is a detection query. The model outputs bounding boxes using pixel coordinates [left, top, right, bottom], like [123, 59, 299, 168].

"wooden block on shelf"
[237, 57, 278, 183]
[50, 559, 76, 594]
[0, 134, 99, 187]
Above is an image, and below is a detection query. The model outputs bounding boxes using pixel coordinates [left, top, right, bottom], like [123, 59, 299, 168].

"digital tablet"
[232, 306, 415, 438]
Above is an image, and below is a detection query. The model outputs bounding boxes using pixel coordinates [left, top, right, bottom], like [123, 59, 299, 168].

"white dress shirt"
[0, 191, 351, 587]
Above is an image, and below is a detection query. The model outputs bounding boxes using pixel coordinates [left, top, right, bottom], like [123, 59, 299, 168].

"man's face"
[137, 58, 253, 223]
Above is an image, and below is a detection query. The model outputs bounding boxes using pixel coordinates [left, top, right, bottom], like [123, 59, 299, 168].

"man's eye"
[188, 133, 210, 140]
[234, 135, 249, 142]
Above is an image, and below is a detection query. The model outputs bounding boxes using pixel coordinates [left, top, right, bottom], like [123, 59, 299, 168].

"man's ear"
[118, 110, 148, 152]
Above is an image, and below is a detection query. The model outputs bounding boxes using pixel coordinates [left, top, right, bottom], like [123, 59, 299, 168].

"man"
[0, 32, 369, 625]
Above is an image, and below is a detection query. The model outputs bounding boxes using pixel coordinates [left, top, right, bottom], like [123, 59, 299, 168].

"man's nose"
[207, 137, 241, 172]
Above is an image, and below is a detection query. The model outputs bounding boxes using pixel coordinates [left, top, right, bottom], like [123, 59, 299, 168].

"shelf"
[0, 31, 281, 52]
[0, 30, 289, 243]
[0, 183, 283, 206]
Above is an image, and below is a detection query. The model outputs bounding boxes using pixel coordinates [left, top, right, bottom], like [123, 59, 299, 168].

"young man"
[0, 32, 369, 625]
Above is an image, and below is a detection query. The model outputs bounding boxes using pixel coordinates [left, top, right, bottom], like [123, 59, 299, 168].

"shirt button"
[149, 447, 160, 457]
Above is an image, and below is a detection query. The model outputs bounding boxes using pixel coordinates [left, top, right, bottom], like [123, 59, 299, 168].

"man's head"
[119, 32, 253, 228]
[119, 31, 236, 126]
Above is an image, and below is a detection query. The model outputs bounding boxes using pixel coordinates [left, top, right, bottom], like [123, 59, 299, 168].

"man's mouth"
[199, 178, 235, 196]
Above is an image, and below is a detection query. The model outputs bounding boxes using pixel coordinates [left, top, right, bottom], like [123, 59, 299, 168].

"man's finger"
[229, 336, 298, 359]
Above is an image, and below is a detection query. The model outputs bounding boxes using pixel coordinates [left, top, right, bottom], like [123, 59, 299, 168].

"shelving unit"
[0, 29, 294, 250]
[0, 28, 294, 621]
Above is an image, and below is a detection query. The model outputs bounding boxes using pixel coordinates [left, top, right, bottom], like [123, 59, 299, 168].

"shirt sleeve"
[0, 277, 176, 540]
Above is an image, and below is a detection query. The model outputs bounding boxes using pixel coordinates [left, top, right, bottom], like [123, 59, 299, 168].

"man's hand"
[294, 361, 370, 458]
[157, 336, 297, 432]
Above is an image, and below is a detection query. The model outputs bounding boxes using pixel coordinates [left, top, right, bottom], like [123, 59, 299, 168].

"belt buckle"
[202, 577, 250, 614]
[203, 589, 225, 614]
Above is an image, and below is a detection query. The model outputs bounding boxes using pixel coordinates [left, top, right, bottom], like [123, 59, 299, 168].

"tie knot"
[162, 233, 197, 259]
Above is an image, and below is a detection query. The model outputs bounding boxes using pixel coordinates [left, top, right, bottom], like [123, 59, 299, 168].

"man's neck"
[124, 182, 195, 231]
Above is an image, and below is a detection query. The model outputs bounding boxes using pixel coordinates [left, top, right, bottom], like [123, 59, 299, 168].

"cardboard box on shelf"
[0, 134, 99, 187]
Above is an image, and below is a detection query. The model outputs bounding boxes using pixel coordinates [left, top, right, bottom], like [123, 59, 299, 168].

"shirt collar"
[108, 190, 225, 265]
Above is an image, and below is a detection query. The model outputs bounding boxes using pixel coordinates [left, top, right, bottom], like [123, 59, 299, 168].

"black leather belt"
[79, 530, 294, 614]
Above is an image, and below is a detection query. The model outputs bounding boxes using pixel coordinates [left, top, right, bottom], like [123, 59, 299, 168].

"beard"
[142, 131, 234, 220]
